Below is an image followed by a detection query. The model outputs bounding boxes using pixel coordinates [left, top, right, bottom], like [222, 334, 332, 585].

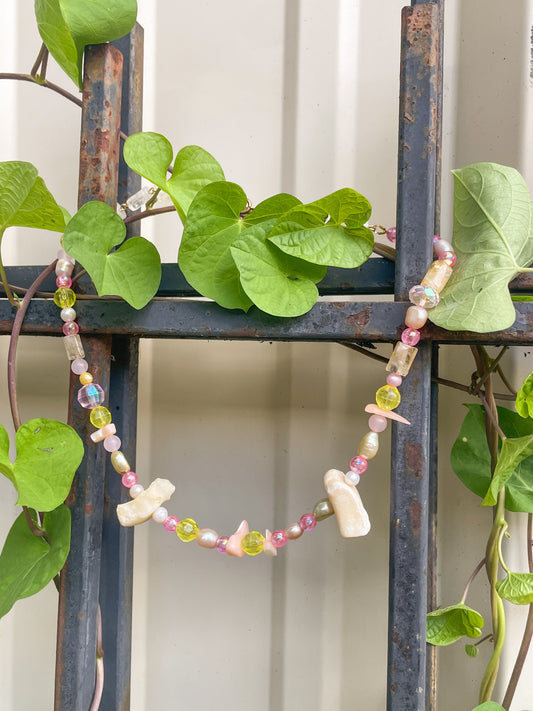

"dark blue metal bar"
[54, 43, 123, 711]
[388, 4, 440, 710]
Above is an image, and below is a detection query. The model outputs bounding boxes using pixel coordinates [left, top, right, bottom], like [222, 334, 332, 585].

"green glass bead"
[375, 384, 401, 411]
[90, 406, 112, 428]
[241, 531, 264, 556]
[177, 518, 199, 542]
[53, 287, 76, 309]
[313, 497, 334, 521]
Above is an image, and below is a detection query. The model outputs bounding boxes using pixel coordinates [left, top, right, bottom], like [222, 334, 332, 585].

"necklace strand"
[51, 234, 456, 557]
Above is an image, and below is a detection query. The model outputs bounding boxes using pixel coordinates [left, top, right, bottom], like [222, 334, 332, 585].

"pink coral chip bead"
[121, 471, 138, 488]
[271, 530, 288, 547]
[299, 513, 317, 531]
[163, 515, 179, 532]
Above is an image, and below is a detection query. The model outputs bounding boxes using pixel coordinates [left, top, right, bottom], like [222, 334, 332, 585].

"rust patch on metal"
[84, 504, 94, 515]
[405, 441, 423, 478]
[410, 499, 422, 539]
[345, 308, 370, 328]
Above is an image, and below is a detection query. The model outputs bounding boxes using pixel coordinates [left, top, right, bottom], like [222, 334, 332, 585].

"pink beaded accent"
[56, 274, 72, 288]
[216, 536, 229, 553]
[433, 238, 452, 256]
[439, 250, 457, 266]
[271, 530, 288, 547]
[401, 328, 420, 346]
[432, 235, 441, 243]
[71, 358, 88, 375]
[62, 321, 79, 336]
[163, 515, 179, 532]
[103, 434, 121, 452]
[368, 414, 387, 432]
[386, 227, 396, 243]
[350, 455, 368, 474]
[386, 373, 403, 387]
[121, 471, 138, 488]
[299, 513, 317, 531]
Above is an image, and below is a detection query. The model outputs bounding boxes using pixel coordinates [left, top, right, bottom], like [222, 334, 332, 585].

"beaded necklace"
[51, 234, 456, 557]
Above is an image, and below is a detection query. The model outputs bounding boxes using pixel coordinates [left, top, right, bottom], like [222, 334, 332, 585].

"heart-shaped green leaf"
[0, 505, 71, 619]
[430, 162, 533, 332]
[34, 0, 138, 89]
[451, 404, 533, 512]
[0, 161, 65, 235]
[231, 220, 326, 317]
[268, 188, 374, 267]
[123, 133, 225, 222]
[516, 371, 533, 418]
[0, 424, 15, 485]
[12, 418, 84, 511]
[483, 434, 533, 506]
[427, 603, 484, 646]
[470, 704, 506, 711]
[496, 572, 533, 605]
[62, 200, 161, 309]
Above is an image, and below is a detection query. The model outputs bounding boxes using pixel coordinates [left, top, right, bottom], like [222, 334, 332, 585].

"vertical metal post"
[55, 44, 123, 710]
[387, 4, 440, 710]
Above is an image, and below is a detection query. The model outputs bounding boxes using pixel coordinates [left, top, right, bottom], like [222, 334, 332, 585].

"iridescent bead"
[90, 406, 112, 428]
[271, 530, 288, 547]
[53, 287, 76, 309]
[103, 435, 121, 452]
[386, 342, 418, 377]
[299, 513, 317, 531]
[90, 423, 116, 442]
[130, 484, 144, 498]
[439, 250, 456, 267]
[55, 258, 74, 276]
[56, 274, 72, 288]
[196, 528, 219, 548]
[405, 305, 428, 329]
[216, 536, 229, 553]
[176, 518, 199, 542]
[312, 498, 334, 521]
[401, 328, 420, 346]
[369, 414, 387, 432]
[152, 507, 168, 523]
[63, 321, 79, 336]
[350, 455, 368, 474]
[376, 384, 401, 411]
[60, 307, 76, 322]
[111, 451, 130, 473]
[386, 373, 402, 387]
[358, 431, 379, 459]
[345, 470, 360, 486]
[64, 334, 85, 360]
[79, 371, 92, 385]
[122, 471, 138, 488]
[71, 357, 88, 375]
[163, 515, 179, 532]
[242, 531, 265, 555]
[285, 522, 303, 540]
[78, 383, 105, 409]
[409, 284, 439, 309]
[433, 238, 453, 257]
[386, 226, 396, 243]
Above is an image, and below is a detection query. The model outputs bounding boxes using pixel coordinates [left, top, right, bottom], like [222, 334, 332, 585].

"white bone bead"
[116, 478, 175, 527]
[323, 469, 370, 537]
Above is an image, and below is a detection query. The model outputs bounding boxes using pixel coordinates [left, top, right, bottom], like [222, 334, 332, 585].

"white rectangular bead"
[63, 334, 85, 360]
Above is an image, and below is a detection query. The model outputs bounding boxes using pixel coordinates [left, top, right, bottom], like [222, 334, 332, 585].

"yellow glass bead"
[177, 518, 199, 542]
[53, 287, 76, 309]
[376, 385, 401, 411]
[80, 372, 93, 385]
[241, 531, 265, 556]
[90, 406, 112, 429]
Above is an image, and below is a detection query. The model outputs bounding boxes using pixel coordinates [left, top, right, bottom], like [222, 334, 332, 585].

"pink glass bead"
[56, 274, 72, 288]
[299, 513, 317, 531]
[401, 327, 420, 346]
[163, 515, 179, 532]
[62, 321, 79, 336]
[432, 235, 440, 243]
[216, 535, 229, 553]
[121, 471, 138, 488]
[386, 373, 403, 387]
[271, 530, 288, 547]
[439, 250, 457, 266]
[350, 455, 368, 474]
[103, 434, 121, 452]
[78, 383, 105, 408]
[71, 358, 88, 375]
[368, 414, 387, 432]
[386, 226, 396, 243]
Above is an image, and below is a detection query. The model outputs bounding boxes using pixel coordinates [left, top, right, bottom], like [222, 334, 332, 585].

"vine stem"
[0, 73, 82, 107]
[123, 204, 176, 224]
[460, 558, 486, 604]
[89, 605, 104, 711]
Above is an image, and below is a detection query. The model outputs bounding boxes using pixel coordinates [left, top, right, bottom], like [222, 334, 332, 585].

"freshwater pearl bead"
[386, 373, 403, 387]
[163, 515, 179, 532]
[369, 414, 387, 432]
[111, 450, 130, 473]
[79, 371, 93, 385]
[196, 528, 219, 548]
[271, 530, 288, 547]
[103, 435, 121, 452]
[55, 258, 74, 276]
[285, 522, 303, 540]
[405, 305, 428, 329]
[63, 321, 79, 336]
[152, 507, 168, 523]
[358, 431, 379, 459]
[130, 484, 144, 498]
[345, 470, 360, 486]
[61, 307, 76, 322]
[312, 498, 334, 521]
[216, 536, 229, 552]
[299, 513, 317, 531]
[122, 471, 138, 488]
[433, 238, 453, 256]
[71, 358, 88, 375]
[57, 249, 75, 265]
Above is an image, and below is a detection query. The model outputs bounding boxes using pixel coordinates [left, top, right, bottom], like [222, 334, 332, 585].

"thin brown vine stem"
[372, 243, 396, 261]
[123, 204, 177, 224]
[501, 513, 533, 709]
[460, 558, 486, 604]
[30, 43, 48, 77]
[477, 390, 508, 440]
[89, 605, 104, 711]
[0, 73, 82, 107]
[496, 364, 517, 397]
[471, 346, 509, 395]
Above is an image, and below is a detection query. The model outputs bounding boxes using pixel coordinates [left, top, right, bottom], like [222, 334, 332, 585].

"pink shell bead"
[350, 455, 368, 474]
[386, 373, 402, 387]
[271, 530, 288, 547]
[163, 515, 179, 532]
[62, 321, 79, 336]
[299, 513, 317, 531]
[368, 414, 387, 432]
[121, 471, 138, 488]
[401, 328, 420, 346]
[71, 358, 88, 375]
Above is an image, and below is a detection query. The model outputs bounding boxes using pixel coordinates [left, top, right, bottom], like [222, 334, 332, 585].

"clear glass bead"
[386, 342, 418, 377]
[126, 186, 153, 211]
[64, 335, 85, 361]
[77, 383, 105, 409]
[408, 284, 439, 309]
